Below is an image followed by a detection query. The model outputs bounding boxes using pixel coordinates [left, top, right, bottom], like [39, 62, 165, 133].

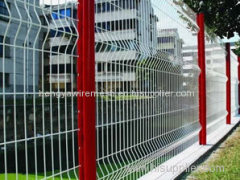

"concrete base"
[139, 114, 240, 180]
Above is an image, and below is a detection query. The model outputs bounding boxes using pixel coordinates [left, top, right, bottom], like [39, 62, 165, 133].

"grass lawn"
[0, 157, 169, 179]
[0, 162, 121, 180]
[0, 170, 78, 180]
[187, 126, 240, 180]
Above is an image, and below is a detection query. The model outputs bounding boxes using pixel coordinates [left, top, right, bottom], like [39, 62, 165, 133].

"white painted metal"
[0, 0, 78, 179]
[95, 0, 200, 179]
[231, 52, 239, 116]
[0, 0, 239, 180]
[205, 40, 228, 135]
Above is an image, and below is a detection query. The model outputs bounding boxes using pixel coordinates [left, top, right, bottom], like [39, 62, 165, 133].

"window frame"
[0, 0, 10, 21]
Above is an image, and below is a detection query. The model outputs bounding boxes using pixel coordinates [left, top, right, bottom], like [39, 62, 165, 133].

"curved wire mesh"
[0, 0, 79, 179]
[95, 0, 199, 179]
[0, 0, 239, 180]
[205, 38, 227, 133]
[230, 51, 239, 116]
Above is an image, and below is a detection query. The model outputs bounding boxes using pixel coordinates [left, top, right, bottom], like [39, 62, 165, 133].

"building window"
[157, 37, 175, 43]
[50, 27, 75, 38]
[0, 36, 2, 57]
[0, 73, 9, 88]
[166, 49, 174, 55]
[97, 63, 104, 72]
[95, 19, 137, 33]
[51, 45, 75, 55]
[50, 64, 75, 74]
[0, 35, 10, 58]
[95, 0, 137, 13]
[52, 8, 71, 20]
[95, 40, 136, 53]
[0, 0, 9, 21]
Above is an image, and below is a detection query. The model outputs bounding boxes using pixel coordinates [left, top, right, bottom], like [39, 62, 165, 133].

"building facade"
[95, 0, 158, 91]
[43, 3, 77, 91]
[43, 0, 158, 92]
[0, 0, 40, 93]
[157, 28, 183, 63]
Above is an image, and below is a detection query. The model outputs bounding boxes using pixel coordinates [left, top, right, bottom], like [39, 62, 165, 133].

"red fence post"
[226, 43, 231, 124]
[197, 13, 207, 145]
[77, 0, 96, 179]
[238, 56, 240, 114]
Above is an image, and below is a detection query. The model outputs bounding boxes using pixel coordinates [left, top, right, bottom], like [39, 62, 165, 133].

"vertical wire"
[57, 1, 63, 178]
[11, 0, 20, 179]
[48, 0, 55, 178]
[23, 1, 32, 178]
[32, 1, 42, 178]
[41, 0, 48, 178]
[70, 1, 78, 178]
[62, 1, 70, 178]
[2, 0, 10, 179]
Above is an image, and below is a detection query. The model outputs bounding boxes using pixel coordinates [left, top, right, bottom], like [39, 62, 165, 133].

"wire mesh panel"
[0, 0, 239, 180]
[230, 51, 239, 116]
[0, 0, 79, 179]
[95, 0, 200, 179]
[204, 38, 227, 134]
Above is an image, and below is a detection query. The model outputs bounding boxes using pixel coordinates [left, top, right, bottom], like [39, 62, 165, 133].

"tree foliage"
[233, 41, 240, 56]
[182, 0, 240, 39]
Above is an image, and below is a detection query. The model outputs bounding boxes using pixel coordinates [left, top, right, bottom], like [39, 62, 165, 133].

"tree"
[181, 0, 240, 39]
[233, 41, 240, 56]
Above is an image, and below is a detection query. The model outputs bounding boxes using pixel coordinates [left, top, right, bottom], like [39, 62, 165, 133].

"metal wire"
[205, 40, 227, 130]
[0, 0, 79, 179]
[0, 0, 239, 180]
[230, 51, 239, 116]
[95, 0, 199, 179]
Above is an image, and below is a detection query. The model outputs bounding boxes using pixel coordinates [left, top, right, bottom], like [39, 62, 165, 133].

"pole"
[197, 13, 207, 145]
[226, 43, 231, 124]
[77, 0, 96, 179]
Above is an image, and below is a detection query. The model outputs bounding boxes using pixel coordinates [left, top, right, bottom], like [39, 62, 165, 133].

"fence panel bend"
[0, 0, 239, 180]
[95, 0, 200, 179]
[230, 52, 239, 116]
[0, 0, 79, 179]
[204, 37, 227, 134]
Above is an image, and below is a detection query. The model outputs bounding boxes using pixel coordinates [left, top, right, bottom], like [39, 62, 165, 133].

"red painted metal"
[226, 43, 231, 124]
[197, 13, 207, 145]
[238, 56, 240, 114]
[77, 0, 96, 179]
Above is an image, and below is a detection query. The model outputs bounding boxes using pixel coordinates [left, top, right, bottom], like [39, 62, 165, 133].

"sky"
[222, 33, 240, 43]
[152, 0, 199, 45]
